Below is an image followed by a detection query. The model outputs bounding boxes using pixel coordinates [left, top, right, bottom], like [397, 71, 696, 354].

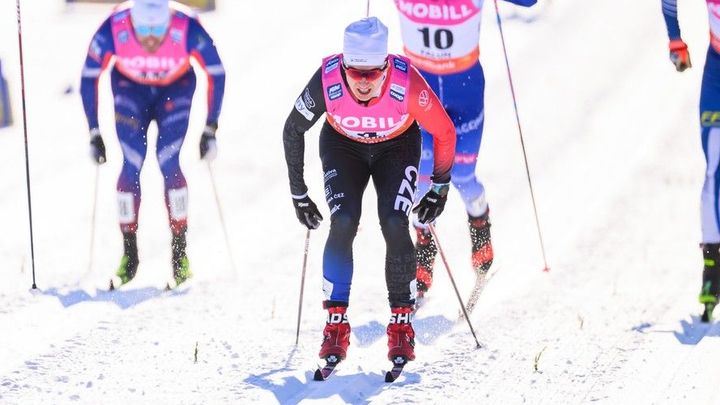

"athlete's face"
[344, 63, 387, 102]
[134, 25, 168, 53]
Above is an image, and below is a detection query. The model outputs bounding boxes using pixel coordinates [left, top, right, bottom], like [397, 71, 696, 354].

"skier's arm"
[282, 67, 327, 197]
[660, 0, 691, 71]
[407, 66, 456, 184]
[661, 0, 682, 40]
[79, 18, 114, 131]
[187, 17, 225, 127]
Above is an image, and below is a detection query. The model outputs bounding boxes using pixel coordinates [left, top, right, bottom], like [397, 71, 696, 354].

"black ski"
[313, 356, 341, 381]
[384, 356, 408, 382]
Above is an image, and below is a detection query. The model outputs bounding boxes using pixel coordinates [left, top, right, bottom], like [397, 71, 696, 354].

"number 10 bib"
[395, 0, 482, 74]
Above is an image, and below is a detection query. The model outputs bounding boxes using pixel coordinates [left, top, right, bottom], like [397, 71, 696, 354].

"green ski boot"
[110, 232, 139, 290]
[700, 243, 720, 322]
[168, 231, 192, 289]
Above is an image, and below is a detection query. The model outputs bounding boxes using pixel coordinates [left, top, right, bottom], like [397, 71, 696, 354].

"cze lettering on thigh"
[394, 166, 418, 215]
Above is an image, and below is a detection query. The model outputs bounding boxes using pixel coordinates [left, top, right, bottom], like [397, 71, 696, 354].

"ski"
[385, 356, 408, 382]
[313, 356, 341, 381]
[460, 271, 490, 319]
[459, 263, 503, 320]
[413, 292, 428, 314]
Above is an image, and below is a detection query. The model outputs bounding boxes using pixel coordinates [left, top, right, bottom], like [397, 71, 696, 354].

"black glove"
[292, 195, 323, 229]
[89, 129, 106, 164]
[413, 183, 449, 224]
[200, 124, 218, 161]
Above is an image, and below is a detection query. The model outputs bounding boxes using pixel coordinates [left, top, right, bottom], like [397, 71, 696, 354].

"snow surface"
[1, 0, 720, 403]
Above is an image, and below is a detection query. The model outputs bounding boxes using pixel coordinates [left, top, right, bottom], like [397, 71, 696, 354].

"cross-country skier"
[282, 17, 456, 367]
[80, 0, 225, 288]
[394, 0, 535, 298]
[661, 0, 720, 321]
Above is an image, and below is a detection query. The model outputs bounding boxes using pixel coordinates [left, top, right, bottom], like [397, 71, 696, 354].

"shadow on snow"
[632, 315, 720, 345]
[353, 314, 457, 347]
[244, 362, 420, 405]
[42, 286, 188, 310]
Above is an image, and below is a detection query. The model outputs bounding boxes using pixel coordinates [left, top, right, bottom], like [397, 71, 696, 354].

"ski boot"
[110, 232, 139, 290]
[387, 307, 416, 362]
[319, 306, 351, 362]
[469, 211, 493, 275]
[314, 306, 351, 380]
[700, 243, 720, 322]
[169, 231, 192, 289]
[415, 226, 438, 298]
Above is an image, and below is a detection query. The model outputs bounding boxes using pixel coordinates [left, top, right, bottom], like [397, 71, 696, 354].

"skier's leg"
[699, 48, 720, 316]
[111, 70, 152, 235]
[372, 124, 422, 309]
[110, 70, 152, 284]
[446, 64, 493, 273]
[155, 70, 196, 285]
[155, 70, 195, 236]
[317, 127, 370, 360]
[371, 127, 421, 362]
[319, 127, 371, 307]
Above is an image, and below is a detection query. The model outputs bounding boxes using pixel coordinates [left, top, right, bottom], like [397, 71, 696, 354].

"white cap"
[343, 17, 388, 67]
[131, 0, 170, 27]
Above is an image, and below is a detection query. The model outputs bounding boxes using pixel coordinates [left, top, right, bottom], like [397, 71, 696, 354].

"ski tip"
[384, 371, 396, 383]
[108, 279, 115, 291]
[542, 266, 551, 273]
[313, 368, 325, 381]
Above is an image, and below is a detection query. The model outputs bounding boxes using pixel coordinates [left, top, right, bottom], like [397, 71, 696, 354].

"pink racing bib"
[321, 54, 413, 144]
[111, 7, 190, 86]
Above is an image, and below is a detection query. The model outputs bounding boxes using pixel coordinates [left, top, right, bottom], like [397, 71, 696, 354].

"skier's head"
[131, 0, 170, 37]
[343, 17, 388, 68]
[342, 17, 389, 102]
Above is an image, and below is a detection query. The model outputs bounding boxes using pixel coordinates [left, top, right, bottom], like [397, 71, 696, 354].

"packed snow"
[1, 0, 719, 403]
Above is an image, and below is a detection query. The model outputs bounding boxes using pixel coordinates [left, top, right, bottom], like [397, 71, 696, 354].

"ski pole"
[427, 224, 482, 349]
[87, 165, 100, 276]
[206, 163, 238, 274]
[493, 0, 550, 272]
[16, 0, 38, 290]
[366, 0, 370, 17]
[294, 229, 311, 346]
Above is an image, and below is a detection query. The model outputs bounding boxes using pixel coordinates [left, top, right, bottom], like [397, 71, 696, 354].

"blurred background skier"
[661, 0, 720, 321]
[394, 0, 535, 298]
[80, 0, 225, 288]
[282, 17, 455, 366]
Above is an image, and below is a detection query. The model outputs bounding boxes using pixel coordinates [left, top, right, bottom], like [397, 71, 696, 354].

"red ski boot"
[387, 307, 416, 362]
[319, 306, 351, 361]
[469, 211, 493, 274]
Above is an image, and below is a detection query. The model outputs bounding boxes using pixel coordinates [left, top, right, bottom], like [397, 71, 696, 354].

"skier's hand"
[200, 123, 218, 161]
[89, 129, 106, 164]
[413, 183, 449, 224]
[669, 39, 691, 72]
[292, 195, 323, 229]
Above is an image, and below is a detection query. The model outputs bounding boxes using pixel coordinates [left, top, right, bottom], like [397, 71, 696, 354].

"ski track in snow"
[2, 0, 720, 404]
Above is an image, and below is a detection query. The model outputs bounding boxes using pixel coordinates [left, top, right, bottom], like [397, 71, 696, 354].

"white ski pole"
[493, 0, 550, 272]
[294, 229, 311, 346]
[428, 224, 482, 348]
